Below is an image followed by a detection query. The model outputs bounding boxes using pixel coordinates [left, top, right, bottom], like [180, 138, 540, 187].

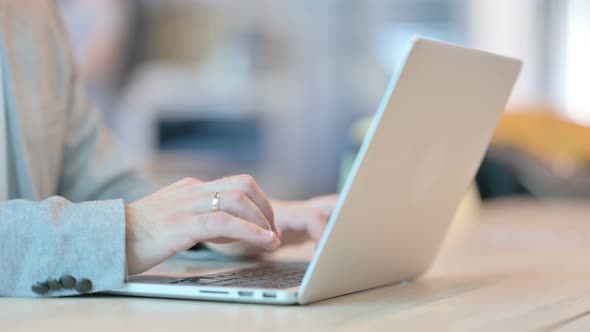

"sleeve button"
[32, 283, 49, 295]
[47, 279, 62, 291]
[74, 278, 93, 294]
[59, 275, 76, 289]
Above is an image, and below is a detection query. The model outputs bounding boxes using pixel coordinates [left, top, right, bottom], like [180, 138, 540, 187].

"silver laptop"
[109, 38, 522, 305]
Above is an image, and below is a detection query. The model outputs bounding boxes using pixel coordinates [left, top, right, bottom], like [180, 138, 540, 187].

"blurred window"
[563, 0, 590, 124]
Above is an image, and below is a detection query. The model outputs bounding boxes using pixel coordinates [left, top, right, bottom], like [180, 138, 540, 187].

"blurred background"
[57, 0, 590, 201]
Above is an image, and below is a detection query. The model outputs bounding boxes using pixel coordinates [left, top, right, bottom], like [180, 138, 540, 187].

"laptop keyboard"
[170, 262, 307, 289]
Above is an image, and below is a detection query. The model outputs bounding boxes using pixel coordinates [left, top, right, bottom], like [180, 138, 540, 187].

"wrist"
[125, 204, 142, 275]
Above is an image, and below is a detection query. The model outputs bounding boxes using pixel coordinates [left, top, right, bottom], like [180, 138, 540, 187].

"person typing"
[0, 0, 336, 297]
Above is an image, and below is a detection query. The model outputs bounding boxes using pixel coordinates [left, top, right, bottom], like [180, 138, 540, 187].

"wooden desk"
[3, 199, 590, 332]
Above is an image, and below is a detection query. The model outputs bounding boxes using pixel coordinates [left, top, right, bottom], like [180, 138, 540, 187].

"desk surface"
[3, 199, 590, 332]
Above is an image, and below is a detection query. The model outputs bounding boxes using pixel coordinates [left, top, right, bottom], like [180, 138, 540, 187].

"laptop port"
[262, 292, 276, 298]
[199, 290, 228, 295]
[238, 291, 253, 297]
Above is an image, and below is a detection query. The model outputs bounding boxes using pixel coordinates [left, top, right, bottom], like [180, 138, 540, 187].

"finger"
[305, 195, 339, 216]
[194, 212, 280, 250]
[204, 175, 277, 235]
[221, 190, 272, 231]
[277, 207, 329, 243]
[185, 190, 272, 231]
[300, 209, 329, 243]
[218, 175, 275, 232]
[172, 174, 278, 236]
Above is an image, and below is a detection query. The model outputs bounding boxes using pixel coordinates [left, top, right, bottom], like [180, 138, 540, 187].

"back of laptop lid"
[298, 38, 521, 304]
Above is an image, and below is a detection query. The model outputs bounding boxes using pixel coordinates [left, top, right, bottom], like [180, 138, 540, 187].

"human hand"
[125, 175, 281, 275]
[272, 194, 339, 246]
[206, 195, 339, 256]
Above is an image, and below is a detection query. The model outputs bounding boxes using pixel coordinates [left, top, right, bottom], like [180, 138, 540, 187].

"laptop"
[109, 38, 522, 305]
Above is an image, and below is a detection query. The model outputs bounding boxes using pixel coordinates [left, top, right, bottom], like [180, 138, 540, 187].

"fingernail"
[265, 231, 281, 250]
[273, 235, 281, 248]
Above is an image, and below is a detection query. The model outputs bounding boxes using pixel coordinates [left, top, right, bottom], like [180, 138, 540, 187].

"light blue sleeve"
[0, 197, 126, 297]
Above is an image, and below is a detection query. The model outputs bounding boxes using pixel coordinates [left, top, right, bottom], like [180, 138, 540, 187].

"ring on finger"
[212, 192, 221, 212]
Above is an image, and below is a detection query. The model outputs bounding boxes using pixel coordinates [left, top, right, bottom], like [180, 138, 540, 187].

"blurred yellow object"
[493, 106, 590, 165]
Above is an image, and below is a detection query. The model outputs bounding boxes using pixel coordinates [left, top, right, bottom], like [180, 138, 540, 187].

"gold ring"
[212, 192, 221, 212]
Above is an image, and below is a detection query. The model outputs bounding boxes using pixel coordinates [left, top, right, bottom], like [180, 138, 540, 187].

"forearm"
[57, 103, 157, 203]
[0, 197, 126, 297]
